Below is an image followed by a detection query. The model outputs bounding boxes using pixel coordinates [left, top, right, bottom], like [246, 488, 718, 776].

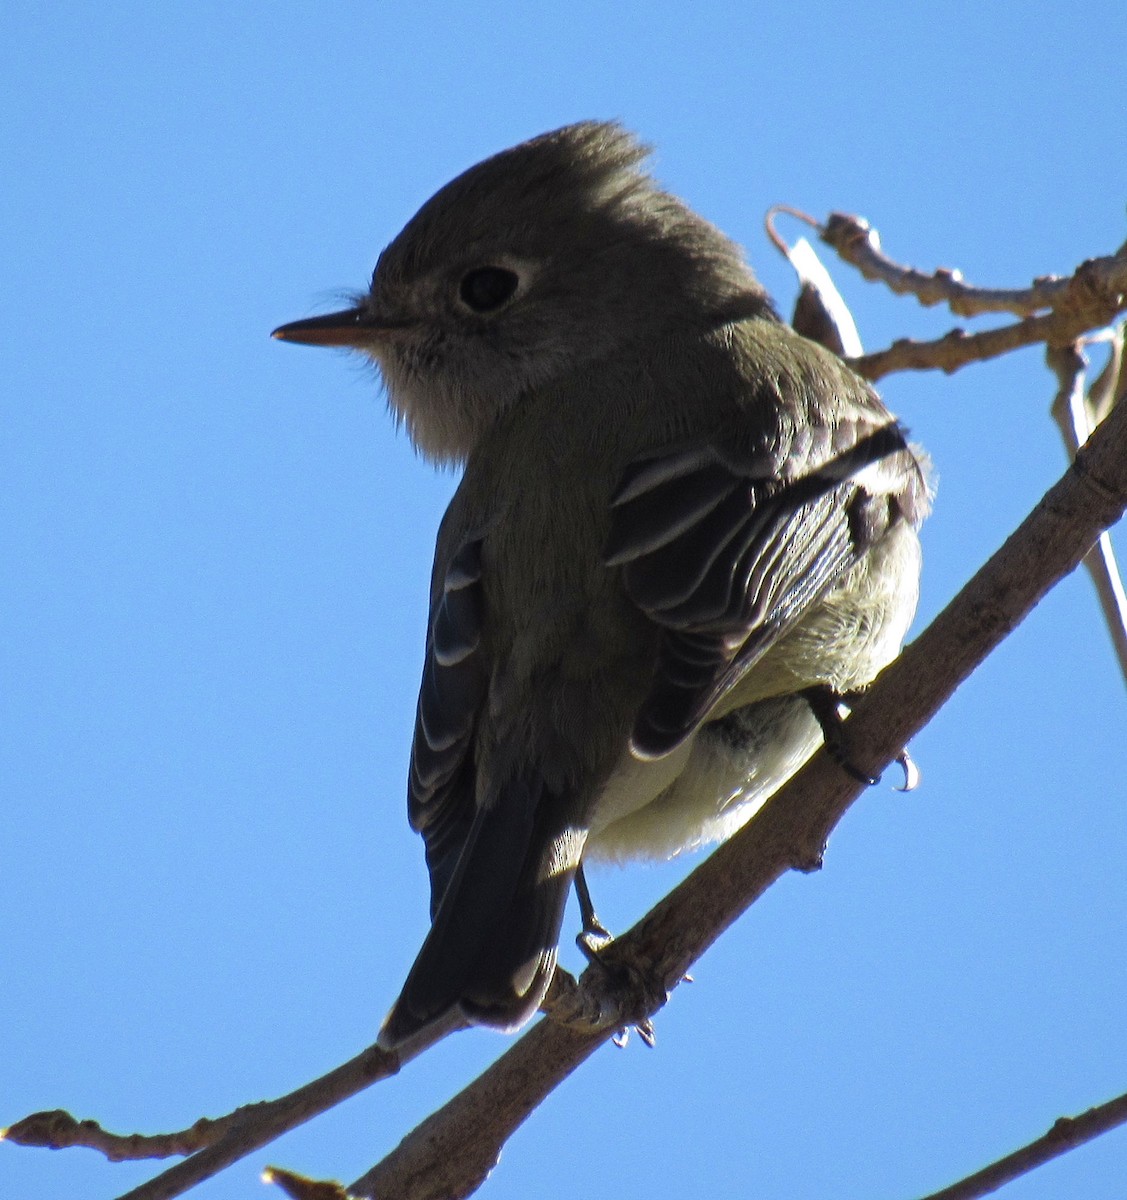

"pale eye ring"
[458, 266, 520, 313]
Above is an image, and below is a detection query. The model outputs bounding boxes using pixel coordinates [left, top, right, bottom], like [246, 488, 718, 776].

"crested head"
[382, 122, 655, 278]
[339, 122, 772, 463]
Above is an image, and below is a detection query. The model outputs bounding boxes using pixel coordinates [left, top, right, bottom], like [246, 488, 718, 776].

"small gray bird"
[273, 122, 930, 1052]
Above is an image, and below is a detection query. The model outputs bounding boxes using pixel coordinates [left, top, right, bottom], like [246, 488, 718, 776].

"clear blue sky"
[4, 5, 1126, 1199]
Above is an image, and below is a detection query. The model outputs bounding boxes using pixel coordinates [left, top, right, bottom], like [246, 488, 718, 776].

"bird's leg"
[796, 686, 878, 787]
[573, 861, 613, 960]
[801, 685, 919, 791]
[570, 863, 658, 1047]
[801, 684, 881, 785]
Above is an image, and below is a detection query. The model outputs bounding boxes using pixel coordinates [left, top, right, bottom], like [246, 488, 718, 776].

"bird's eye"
[458, 266, 520, 313]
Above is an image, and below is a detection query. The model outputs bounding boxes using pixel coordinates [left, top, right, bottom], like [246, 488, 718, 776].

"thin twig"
[109, 1046, 396, 1200]
[820, 213, 1127, 319]
[848, 303, 1127, 383]
[1, 1111, 225, 1162]
[916, 1090, 1127, 1200]
[4, 1046, 398, 1170]
[849, 313, 1056, 380]
[1081, 535, 1127, 681]
[1087, 323, 1127, 423]
[765, 212, 1127, 381]
[1, 1044, 396, 1200]
[1048, 335, 1127, 683]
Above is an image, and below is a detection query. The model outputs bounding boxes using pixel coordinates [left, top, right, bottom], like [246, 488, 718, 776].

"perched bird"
[273, 121, 930, 1052]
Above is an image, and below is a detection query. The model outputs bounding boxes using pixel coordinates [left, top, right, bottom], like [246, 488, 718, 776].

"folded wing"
[605, 420, 926, 760]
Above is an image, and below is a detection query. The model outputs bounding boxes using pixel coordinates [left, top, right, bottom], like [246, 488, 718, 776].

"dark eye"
[459, 266, 520, 313]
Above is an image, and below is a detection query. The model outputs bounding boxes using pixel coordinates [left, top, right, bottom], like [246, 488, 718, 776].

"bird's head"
[273, 121, 767, 463]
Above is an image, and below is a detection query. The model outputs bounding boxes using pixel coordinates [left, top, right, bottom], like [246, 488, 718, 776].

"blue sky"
[3, 5, 1126, 1199]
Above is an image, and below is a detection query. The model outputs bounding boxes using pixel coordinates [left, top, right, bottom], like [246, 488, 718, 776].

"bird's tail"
[378, 777, 585, 1052]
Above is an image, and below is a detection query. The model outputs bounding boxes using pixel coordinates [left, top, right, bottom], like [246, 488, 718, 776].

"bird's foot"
[545, 942, 666, 1047]
[564, 861, 664, 1044]
[802, 685, 881, 784]
[802, 685, 920, 791]
[576, 918, 614, 962]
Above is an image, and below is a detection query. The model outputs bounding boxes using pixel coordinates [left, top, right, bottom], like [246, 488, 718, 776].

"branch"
[916, 1090, 1127, 1200]
[269, 359, 1127, 1200]
[820, 211, 1127, 319]
[849, 314, 1074, 382]
[1048, 330, 1127, 683]
[3, 1045, 399, 1200]
[764, 210, 1126, 381]
[1, 1111, 225, 1162]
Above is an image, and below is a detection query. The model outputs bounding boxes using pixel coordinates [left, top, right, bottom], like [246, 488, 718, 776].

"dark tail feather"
[378, 778, 584, 1051]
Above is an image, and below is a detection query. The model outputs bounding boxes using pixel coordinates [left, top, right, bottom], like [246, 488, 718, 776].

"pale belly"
[586, 694, 824, 863]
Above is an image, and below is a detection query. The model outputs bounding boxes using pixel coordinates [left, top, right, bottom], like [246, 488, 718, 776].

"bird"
[272, 121, 930, 1053]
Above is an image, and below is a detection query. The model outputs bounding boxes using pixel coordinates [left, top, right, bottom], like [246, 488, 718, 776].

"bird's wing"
[386, 532, 577, 1049]
[605, 419, 925, 760]
[407, 536, 488, 917]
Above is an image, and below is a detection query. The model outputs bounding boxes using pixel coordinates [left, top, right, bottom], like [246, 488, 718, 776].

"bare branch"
[1, 1111, 225, 1162]
[352, 1012, 608, 1200]
[820, 212, 1127, 319]
[1087, 322, 1127, 424]
[273, 372, 1127, 1200]
[1048, 332, 1127, 684]
[1081, 533, 1127, 682]
[768, 211, 1127, 381]
[791, 214, 1127, 381]
[916, 1090, 1127, 1200]
[1, 1044, 396, 1200]
[848, 313, 1067, 381]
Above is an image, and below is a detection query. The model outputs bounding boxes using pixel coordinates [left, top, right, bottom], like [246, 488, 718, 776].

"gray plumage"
[272, 121, 930, 1051]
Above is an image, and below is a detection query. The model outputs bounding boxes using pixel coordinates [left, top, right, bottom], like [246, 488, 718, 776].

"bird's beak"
[271, 306, 397, 348]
